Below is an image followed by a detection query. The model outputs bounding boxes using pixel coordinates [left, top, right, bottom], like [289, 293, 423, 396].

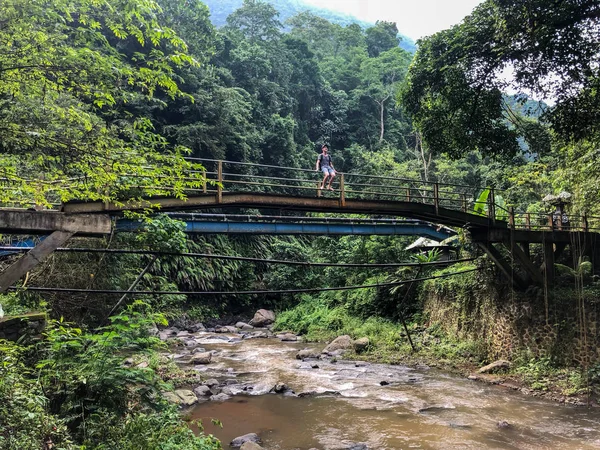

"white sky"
[301, 0, 485, 40]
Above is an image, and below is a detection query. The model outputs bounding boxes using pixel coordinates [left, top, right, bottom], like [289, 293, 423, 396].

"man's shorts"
[321, 166, 335, 175]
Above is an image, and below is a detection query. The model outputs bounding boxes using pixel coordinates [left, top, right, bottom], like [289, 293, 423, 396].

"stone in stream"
[216, 325, 238, 333]
[210, 393, 231, 402]
[230, 433, 261, 447]
[202, 378, 220, 388]
[322, 335, 353, 354]
[192, 347, 207, 354]
[277, 332, 299, 342]
[235, 321, 254, 330]
[418, 405, 456, 413]
[193, 385, 212, 397]
[240, 443, 264, 450]
[296, 348, 320, 359]
[353, 337, 370, 352]
[188, 322, 206, 332]
[244, 331, 269, 339]
[497, 420, 512, 429]
[249, 309, 276, 327]
[379, 380, 390, 386]
[271, 382, 288, 394]
[189, 352, 212, 365]
[477, 360, 511, 374]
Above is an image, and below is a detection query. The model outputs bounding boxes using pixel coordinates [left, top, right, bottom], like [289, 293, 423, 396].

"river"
[178, 332, 600, 449]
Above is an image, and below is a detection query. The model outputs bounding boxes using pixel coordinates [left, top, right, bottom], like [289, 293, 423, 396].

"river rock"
[174, 389, 198, 406]
[194, 385, 212, 397]
[347, 444, 368, 450]
[203, 378, 219, 387]
[188, 322, 206, 332]
[271, 382, 288, 393]
[163, 392, 181, 404]
[296, 348, 320, 359]
[477, 360, 511, 374]
[236, 321, 254, 330]
[210, 393, 231, 402]
[249, 309, 276, 327]
[322, 335, 353, 354]
[277, 332, 298, 342]
[244, 331, 269, 339]
[240, 443, 264, 450]
[353, 337, 370, 352]
[190, 352, 212, 365]
[192, 346, 207, 354]
[231, 433, 261, 447]
[216, 325, 238, 333]
[497, 420, 511, 429]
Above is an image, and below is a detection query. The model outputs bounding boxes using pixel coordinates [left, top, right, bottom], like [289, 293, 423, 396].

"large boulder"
[322, 335, 353, 354]
[249, 309, 276, 327]
[477, 360, 511, 374]
[189, 352, 212, 365]
[353, 337, 370, 353]
[231, 433, 261, 448]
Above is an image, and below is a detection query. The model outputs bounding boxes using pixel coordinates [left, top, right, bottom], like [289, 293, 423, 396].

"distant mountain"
[202, 0, 417, 53]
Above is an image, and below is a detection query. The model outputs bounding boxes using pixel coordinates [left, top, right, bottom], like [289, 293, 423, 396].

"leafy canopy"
[401, 0, 600, 159]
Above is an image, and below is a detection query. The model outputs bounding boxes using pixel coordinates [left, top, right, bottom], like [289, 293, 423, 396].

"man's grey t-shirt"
[319, 153, 332, 167]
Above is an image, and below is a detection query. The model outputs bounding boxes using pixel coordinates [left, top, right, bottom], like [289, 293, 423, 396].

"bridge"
[0, 158, 599, 291]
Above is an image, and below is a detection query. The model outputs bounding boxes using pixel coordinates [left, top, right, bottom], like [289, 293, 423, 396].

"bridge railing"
[185, 158, 487, 214]
[507, 210, 600, 232]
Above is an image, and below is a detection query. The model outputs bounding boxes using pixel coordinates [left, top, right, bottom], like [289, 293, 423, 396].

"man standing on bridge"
[316, 144, 336, 191]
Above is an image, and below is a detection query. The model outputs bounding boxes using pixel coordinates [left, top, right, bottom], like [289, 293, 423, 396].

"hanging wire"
[7, 268, 480, 296]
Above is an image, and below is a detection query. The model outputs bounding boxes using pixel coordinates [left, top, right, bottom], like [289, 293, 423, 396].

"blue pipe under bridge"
[115, 214, 456, 241]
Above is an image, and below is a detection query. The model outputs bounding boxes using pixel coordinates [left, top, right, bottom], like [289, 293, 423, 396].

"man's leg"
[327, 171, 335, 190]
[321, 172, 329, 189]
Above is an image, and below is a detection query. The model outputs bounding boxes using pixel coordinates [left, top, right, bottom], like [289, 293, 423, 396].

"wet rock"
[296, 348, 321, 359]
[298, 390, 341, 398]
[271, 382, 288, 393]
[192, 347, 207, 354]
[235, 321, 254, 330]
[210, 393, 231, 402]
[193, 385, 212, 397]
[184, 339, 197, 347]
[277, 332, 299, 342]
[353, 337, 370, 353]
[231, 433, 261, 447]
[354, 361, 368, 367]
[322, 335, 353, 354]
[249, 309, 276, 327]
[148, 323, 159, 336]
[477, 360, 511, 374]
[216, 325, 238, 333]
[176, 330, 190, 338]
[311, 364, 319, 369]
[174, 389, 198, 406]
[418, 405, 456, 413]
[188, 322, 206, 332]
[497, 420, 511, 429]
[467, 375, 479, 381]
[240, 443, 264, 450]
[165, 327, 179, 336]
[244, 331, 269, 339]
[203, 378, 219, 388]
[190, 352, 212, 365]
[347, 444, 368, 450]
[379, 380, 389, 386]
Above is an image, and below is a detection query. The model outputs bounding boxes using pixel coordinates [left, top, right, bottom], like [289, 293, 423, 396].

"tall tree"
[401, 0, 600, 158]
[365, 21, 400, 57]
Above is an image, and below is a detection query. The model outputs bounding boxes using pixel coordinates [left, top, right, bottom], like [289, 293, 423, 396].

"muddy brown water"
[183, 334, 600, 449]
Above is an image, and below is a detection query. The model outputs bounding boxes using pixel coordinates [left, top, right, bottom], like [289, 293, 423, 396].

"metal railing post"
[202, 170, 207, 194]
[434, 183, 439, 215]
[525, 213, 531, 230]
[461, 193, 467, 212]
[316, 181, 322, 198]
[216, 160, 223, 203]
[583, 213, 589, 232]
[406, 188, 411, 202]
[547, 214, 554, 230]
[339, 173, 346, 207]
